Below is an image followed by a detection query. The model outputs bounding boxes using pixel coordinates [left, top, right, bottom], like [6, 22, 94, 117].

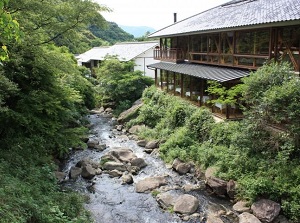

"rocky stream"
[57, 108, 285, 223]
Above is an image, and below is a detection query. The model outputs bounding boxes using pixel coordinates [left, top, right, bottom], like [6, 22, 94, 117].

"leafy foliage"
[206, 80, 244, 107]
[0, 0, 22, 60]
[0, 0, 104, 221]
[6, 0, 113, 54]
[242, 61, 300, 147]
[127, 64, 300, 221]
[95, 58, 153, 115]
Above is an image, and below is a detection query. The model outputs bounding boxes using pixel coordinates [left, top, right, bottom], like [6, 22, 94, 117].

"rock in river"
[135, 176, 167, 193]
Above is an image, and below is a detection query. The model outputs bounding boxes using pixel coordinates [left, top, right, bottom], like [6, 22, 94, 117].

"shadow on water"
[61, 113, 238, 223]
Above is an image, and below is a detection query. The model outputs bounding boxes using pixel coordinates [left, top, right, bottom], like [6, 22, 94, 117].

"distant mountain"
[119, 25, 156, 38]
[89, 22, 134, 45]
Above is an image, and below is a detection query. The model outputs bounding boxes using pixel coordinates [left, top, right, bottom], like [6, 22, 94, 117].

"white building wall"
[134, 48, 158, 79]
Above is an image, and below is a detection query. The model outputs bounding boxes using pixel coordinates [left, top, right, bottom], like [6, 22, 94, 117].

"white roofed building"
[76, 41, 159, 78]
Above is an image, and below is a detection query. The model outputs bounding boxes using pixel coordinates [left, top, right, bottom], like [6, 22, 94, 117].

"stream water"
[62, 112, 238, 223]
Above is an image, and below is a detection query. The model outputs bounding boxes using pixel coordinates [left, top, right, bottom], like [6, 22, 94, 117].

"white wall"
[134, 47, 158, 79]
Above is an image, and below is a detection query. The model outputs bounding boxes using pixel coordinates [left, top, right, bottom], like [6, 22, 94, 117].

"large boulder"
[117, 100, 143, 123]
[206, 176, 227, 196]
[227, 179, 237, 199]
[86, 138, 99, 149]
[102, 161, 127, 172]
[81, 164, 96, 179]
[109, 147, 137, 163]
[206, 216, 224, 223]
[69, 166, 82, 179]
[122, 174, 133, 184]
[130, 157, 147, 169]
[135, 176, 167, 193]
[156, 191, 178, 209]
[233, 201, 251, 213]
[239, 212, 262, 223]
[172, 158, 182, 170]
[77, 157, 99, 169]
[94, 143, 107, 152]
[172, 158, 191, 175]
[54, 171, 66, 182]
[205, 166, 218, 179]
[173, 194, 199, 214]
[128, 125, 144, 134]
[145, 140, 159, 150]
[251, 199, 281, 223]
[176, 163, 191, 175]
[137, 140, 147, 147]
[107, 170, 123, 178]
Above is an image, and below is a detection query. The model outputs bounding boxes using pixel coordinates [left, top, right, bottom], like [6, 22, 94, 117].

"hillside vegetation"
[126, 62, 300, 221]
[0, 0, 107, 222]
[90, 22, 134, 45]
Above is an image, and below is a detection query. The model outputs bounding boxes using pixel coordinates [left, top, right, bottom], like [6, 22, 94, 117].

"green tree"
[7, 0, 109, 53]
[0, 0, 21, 61]
[242, 61, 300, 147]
[95, 57, 153, 114]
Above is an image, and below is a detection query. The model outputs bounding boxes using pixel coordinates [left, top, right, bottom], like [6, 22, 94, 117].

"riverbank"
[58, 108, 242, 223]
[119, 86, 293, 222]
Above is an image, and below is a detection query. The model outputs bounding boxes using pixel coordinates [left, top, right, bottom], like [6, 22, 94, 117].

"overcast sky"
[94, 0, 230, 30]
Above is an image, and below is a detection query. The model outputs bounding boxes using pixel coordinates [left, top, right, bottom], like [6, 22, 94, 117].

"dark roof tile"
[150, 0, 300, 37]
[147, 62, 250, 82]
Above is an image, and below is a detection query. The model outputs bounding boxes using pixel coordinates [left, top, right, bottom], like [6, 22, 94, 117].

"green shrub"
[186, 108, 214, 142]
[159, 127, 198, 163]
[126, 77, 300, 221]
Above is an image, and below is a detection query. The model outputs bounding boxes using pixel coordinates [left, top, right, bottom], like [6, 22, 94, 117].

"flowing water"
[62, 112, 238, 223]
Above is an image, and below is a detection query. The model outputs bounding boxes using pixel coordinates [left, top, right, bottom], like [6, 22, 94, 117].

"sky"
[93, 0, 230, 30]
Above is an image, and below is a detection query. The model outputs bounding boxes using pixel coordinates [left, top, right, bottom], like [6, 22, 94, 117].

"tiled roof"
[76, 41, 159, 63]
[76, 47, 109, 63]
[149, 0, 300, 37]
[147, 62, 250, 82]
[105, 41, 159, 61]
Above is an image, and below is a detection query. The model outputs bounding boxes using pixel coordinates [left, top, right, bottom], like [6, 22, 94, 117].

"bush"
[95, 58, 153, 114]
[126, 74, 300, 221]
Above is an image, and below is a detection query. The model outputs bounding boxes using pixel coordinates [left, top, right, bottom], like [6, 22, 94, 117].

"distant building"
[148, 0, 300, 119]
[76, 46, 109, 68]
[76, 41, 159, 78]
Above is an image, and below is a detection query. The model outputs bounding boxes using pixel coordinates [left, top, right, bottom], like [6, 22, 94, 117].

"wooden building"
[148, 0, 300, 119]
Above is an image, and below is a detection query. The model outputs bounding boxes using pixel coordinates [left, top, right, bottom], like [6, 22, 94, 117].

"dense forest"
[89, 22, 134, 45]
[0, 0, 146, 222]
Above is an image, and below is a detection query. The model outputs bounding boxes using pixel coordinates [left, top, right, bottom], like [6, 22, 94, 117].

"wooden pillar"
[268, 28, 274, 60]
[200, 79, 204, 106]
[225, 82, 230, 119]
[173, 72, 176, 94]
[160, 70, 163, 90]
[155, 69, 157, 87]
[218, 33, 221, 64]
[180, 73, 184, 98]
[166, 71, 169, 92]
[274, 28, 279, 62]
[189, 76, 192, 100]
[233, 31, 236, 66]
[226, 106, 230, 119]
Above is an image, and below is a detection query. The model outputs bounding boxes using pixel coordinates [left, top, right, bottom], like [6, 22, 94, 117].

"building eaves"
[147, 62, 250, 82]
[149, 0, 300, 38]
[106, 41, 159, 61]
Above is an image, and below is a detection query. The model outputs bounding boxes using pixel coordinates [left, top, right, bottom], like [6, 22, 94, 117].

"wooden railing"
[153, 48, 184, 62]
[189, 52, 269, 69]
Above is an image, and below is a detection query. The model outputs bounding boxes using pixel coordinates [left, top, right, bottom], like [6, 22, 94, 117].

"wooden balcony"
[153, 48, 185, 63]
